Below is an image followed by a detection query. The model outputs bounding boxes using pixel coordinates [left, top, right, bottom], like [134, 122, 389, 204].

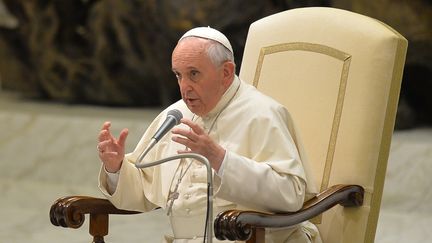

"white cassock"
[99, 76, 322, 243]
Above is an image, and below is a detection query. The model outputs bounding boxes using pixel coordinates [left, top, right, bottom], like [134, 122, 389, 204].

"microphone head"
[167, 109, 183, 125]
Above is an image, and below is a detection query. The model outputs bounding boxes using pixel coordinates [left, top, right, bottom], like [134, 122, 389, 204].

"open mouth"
[185, 97, 198, 103]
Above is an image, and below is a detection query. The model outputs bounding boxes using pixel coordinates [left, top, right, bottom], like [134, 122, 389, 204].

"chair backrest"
[239, 7, 407, 243]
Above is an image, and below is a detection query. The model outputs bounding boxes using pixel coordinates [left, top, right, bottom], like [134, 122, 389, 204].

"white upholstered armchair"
[214, 7, 407, 243]
[50, 7, 408, 243]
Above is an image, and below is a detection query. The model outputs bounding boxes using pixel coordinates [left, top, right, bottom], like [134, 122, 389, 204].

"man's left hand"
[171, 118, 225, 172]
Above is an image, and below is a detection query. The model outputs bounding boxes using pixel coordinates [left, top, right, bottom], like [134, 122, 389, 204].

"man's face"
[172, 38, 231, 117]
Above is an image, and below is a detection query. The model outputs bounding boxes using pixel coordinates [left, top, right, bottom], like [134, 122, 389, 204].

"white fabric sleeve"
[215, 149, 228, 177]
[103, 166, 120, 195]
[215, 150, 306, 212]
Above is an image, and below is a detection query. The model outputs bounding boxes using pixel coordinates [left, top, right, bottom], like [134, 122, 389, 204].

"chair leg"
[246, 228, 265, 243]
[89, 213, 108, 243]
[92, 236, 105, 243]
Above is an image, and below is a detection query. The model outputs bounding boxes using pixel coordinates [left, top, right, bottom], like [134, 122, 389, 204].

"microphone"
[136, 109, 183, 164]
[152, 109, 183, 142]
[134, 110, 213, 242]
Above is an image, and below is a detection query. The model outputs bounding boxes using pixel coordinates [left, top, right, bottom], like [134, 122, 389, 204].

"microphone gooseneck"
[136, 153, 213, 243]
[134, 110, 213, 242]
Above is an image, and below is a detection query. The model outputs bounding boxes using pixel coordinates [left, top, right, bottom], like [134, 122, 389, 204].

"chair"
[50, 7, 407, 243]
[214, 7, 407, 243]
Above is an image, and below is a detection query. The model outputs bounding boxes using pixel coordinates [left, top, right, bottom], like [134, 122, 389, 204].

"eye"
[189, 70, 200, 82]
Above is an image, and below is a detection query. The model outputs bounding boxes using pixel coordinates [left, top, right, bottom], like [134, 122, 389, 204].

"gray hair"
[206, 39, 235, 66]
[180, 36, 235, 67]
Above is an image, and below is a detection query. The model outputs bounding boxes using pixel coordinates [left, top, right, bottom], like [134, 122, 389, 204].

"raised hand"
[171, 118, 225, 172]
[97, 121, 129, 173]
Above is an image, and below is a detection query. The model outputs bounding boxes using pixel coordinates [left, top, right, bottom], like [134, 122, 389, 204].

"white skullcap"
[179, 26, 233, 54]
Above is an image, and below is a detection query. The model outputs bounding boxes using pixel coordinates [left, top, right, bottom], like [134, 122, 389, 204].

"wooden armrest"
[50, 196, 141, 243]
[214, 184, 364, 242]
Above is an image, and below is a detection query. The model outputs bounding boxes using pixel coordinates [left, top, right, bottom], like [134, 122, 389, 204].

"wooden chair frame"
[50, 184, 363, 242]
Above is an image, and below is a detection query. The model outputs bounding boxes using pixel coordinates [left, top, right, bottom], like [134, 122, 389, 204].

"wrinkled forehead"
[172, 38, 213, 68]
[173, 37, 208, 58]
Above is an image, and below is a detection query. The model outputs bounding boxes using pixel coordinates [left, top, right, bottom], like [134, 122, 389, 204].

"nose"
[179, 78, 192, 92]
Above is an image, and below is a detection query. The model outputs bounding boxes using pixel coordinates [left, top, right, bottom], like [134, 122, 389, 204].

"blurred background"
[0, 0, 431, 129]
[0, 0, 431, 242]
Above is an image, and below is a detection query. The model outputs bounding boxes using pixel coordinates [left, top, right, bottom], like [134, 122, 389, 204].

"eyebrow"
[172, 66, 199, 72]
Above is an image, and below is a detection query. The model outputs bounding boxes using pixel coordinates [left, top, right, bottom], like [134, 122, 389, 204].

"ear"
[221, 61, 235, 88]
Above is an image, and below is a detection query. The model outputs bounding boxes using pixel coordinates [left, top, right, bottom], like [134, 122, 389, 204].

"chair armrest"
[214, 184, 364, 241]
[50, 196, 141, 242]
[50, 196, 141, 229]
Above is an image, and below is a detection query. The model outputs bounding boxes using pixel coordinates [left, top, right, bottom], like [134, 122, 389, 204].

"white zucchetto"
[179, 26, 233, 54]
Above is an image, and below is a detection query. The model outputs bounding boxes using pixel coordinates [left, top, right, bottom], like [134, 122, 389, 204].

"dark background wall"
[0, 0, 430, 129]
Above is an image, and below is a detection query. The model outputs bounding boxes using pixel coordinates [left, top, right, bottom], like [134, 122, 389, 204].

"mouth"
[185, 98, 199, 105]
[183, 92, 200, 107]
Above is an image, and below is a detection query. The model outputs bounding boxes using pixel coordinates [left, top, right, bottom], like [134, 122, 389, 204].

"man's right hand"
[97, 121, 128, 173]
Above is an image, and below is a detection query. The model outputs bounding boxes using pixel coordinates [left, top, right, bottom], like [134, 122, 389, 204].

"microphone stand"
[135, 153, 213, 243]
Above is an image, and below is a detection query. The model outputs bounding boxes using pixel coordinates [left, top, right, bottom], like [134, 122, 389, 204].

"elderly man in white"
[97, 27, 321, 243]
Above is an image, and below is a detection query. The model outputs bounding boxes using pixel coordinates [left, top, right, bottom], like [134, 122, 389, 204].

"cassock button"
[184, 194, 191, 199]
[186, 208, 191, 214]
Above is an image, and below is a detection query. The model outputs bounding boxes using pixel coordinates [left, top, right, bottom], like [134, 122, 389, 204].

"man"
[97, 27, 321, 242]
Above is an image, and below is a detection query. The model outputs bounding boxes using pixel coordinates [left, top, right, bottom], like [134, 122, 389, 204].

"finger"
[176, 149, 189, 154]
[98, 140, 112, 151]
[180, 118, 204, 135]
[117, 128, 129, 148]
[98, 129, 113, 142]
[98, 130, 107, 141]
[172, 128, 199, 142]
[101, 151, 119, 157]
[172, 136, 194, 149]
[98, 139, 113, 148]
[101, 121, 111, 130]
